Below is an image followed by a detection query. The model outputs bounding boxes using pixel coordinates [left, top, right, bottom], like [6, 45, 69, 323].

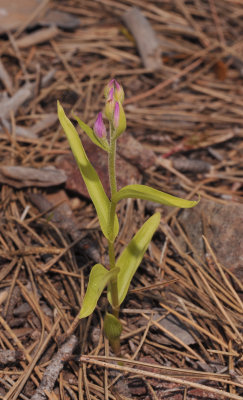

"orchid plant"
[58, 79, 198, 355]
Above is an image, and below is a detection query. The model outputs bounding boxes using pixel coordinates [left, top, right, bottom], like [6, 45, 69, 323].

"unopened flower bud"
[114, 80, 124, 103]
[104, 79, 125, 104]
[93, 112, 107, 138]
[113, 101, 126, 138]
[104, 88, 115, 121]
[104, 79, 115, 99]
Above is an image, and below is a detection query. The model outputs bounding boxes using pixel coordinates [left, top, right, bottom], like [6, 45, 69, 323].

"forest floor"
[0, 1, 242, 399]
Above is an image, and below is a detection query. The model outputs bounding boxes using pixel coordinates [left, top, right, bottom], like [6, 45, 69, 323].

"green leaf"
[108, 212, 161, 306]
[58, 102, 119, 240]
[112, 184, 199, 208]
[74, 115, 110, 152]
[79, 264, 119, 319]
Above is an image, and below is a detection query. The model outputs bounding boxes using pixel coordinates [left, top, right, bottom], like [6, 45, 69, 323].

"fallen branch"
[31, 335, 77, 400]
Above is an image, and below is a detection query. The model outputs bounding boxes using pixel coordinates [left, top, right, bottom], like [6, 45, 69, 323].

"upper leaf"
[112, 184, 199, 208]
[108, 212, 161, 306]
[74, 115, 110, 152]
[58, 102, 119, 240]
[79, 264, 119, 319]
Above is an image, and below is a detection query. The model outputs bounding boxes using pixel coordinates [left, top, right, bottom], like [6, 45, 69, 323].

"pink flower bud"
[114, 102, 120, 129]
[114, 80, 124, 103]
[93, 112, 107, 138]
[104, 79, 115, 99]
[104, 79, 125, 103]
[109, 78, 115, 86]
[104, 88, 115, 121]
[107, 87, 114, 102]
[113, 101, 126, 138]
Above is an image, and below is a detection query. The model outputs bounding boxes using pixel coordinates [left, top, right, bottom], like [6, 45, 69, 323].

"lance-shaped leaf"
[74, 115, 110, 152]
[112, 184, 199, 208]
[79, 264, 119, 319]
[58, 102, 119, 241]
[108, 212, 161, 306]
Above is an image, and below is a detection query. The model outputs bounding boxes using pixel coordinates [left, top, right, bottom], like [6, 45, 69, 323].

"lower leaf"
[79, 264, 119, 319]
[108, 212, 161, 306]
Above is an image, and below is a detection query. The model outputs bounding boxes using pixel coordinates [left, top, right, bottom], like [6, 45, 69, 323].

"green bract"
[104, 313, 123, 340]
[108, 212, 161, 306]
[112, 184, 199, 208]
[58, 102, 119, 241]
[79, 264, 119, 319]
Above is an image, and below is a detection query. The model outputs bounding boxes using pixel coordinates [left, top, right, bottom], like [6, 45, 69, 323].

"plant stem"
[108, 135, 117, 197]
[108, 240, 119, 318]
[107, 132, 120, 351]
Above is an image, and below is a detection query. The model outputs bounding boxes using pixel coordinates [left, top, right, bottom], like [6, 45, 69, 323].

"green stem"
[108, 135, 117, 197]
[108, 134, 117, 267]
[107, 132, 120, 346]
[108, 240, 119, 318]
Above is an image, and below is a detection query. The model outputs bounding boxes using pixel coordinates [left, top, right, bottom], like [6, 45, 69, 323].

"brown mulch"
[0, 1, 242, 399]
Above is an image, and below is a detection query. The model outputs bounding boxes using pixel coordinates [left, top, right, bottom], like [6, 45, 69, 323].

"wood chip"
[0, 166, 67, 188]
[122, 6, 162, 71]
